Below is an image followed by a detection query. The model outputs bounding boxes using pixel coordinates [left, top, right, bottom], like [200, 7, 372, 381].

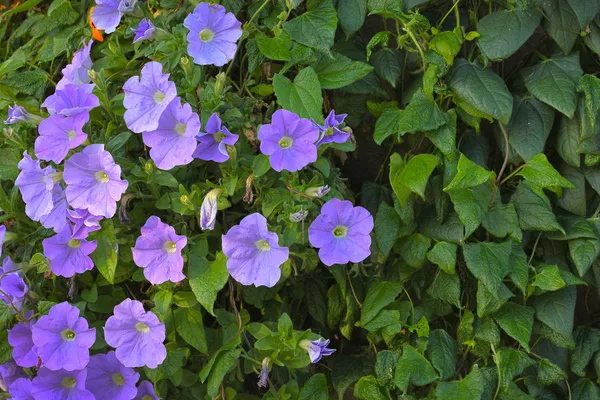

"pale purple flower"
[31, 302, 96, 371]
[308, 198, 373, 266]
[35, 114, 87, 163]
[41, 84, 99, 118]
[183, 3, 242, 66]
[307, 339, 335, 363]
[15, 153, 56, 221]
[258, 109, 319, 172]
[9, 377, 34, 400]
[67, 209, 102, 239]
[313, 110, 349, 146]
[134, 381, 158, 400]
[86, 351, 140, 400]
[5, 105, 41, 125]
[64, 144, 128, 218]
[123, 61, 177, 133]
[257, 358, 270, 388]
[133, 19, 155, 43]
[193, 113, 238, 162]
[57, 40, 94, 90]
[8, 313, 38, 368]
[0, 258, 27, 311]
[91, 0, 137, 34]
[222, 213, 289, 288]
[199, 189, 221, 230]
[104, 299, 167, 368]
[0, 361, 26, 391]
[42, 223, 97, 278]
[39, 186, 69, 234]
[0, 225, 5, 257]
[141, 97, 200, 170]
[131, 216, 187, 284]
[31, 368, 94, 400]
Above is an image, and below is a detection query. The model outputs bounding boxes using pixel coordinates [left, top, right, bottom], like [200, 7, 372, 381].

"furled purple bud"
[305, 185, 330, 198]
[4, 105, 43, 125]
[289, 210, 308, 223]
[200, 189, 223, 231]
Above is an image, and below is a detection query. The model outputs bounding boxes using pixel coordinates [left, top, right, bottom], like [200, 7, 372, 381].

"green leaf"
[532, 264, 566, 291]
[299, 374, 329, 400]
[252, 154, 271, 178]
[518, 155, 575, 194]
[511, 181, 564, 233]
[374, 108, 402, 145]
[255, 32, 292, 61]
[447, 58, 513, 124]
[89, 220, 118, 284]
[477, 8, 541, 60]
[482, 203, 522, 242]
[538, 358, 568, 385]
[398, 233, 431, 268]
[577, 75, 600, 132]
[427, 330, 457, 380]
[557, 164, 586, 216]
[435, 367, 485, 399]
[539, 0, 600, 54]
[273, 67, 323, 121]
[493, 302, 534, 351]
[533, 286, 576, 347]
[389, 153, 438, 206]
[361, 281, 402, 326]
[367, 0, 403, 18]
[506, 96, 556, 162]
[447, 183, 493, 239]
[497, 348, 535, 389]
[0, 148, 20, 181]
[0, 331, 12, 365]
[556, 112, 582, 167]
[429, 31, 461, 65]
[332, 355, 374, 400]
[354, 375, 391, 400]
[203, 349, 241, 398]
[427, 241, 457, 274]
[189, 252, 229, 316]
[375, 350, 399, 388]
[571, 326, 600, 376]
[428, 270, 461, 308]
[374, 203, 401, 257]
[0, 302, 14, 329]
[284, 1, 338, 54]
[463, 241, 512, 297]
[572, 378, 600, 400]
[0, 70, 47, 98]
[569, 236, 600, 277]
[522, 54, 583, 118]
[366, 32, 391, 60]
[313, 52, 373, 89]
[337, 0, 367, 36]
[372, 48, 402, 88]
[305, 278, 328, 326]
[394, 346, 438, 393]
[173, 307, 208, 354]
[444, 153, 495, 191]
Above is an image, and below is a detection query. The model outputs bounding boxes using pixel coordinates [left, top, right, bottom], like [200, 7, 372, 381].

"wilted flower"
[222, 213, 289, 288]
[308, 198, 373, 266]
[200, 189, 223, 230]
[305, 185, 330, 198]
[258, 109, 319, 172]
[67, 209, 102, 239]
[0, 225, 5, 257]
[8, 377, 33, 400]
[57, 40, 94, 90]
[257, 357, 270, 388]
[8, 313, 38, 368]
[41, 84, 99, 119]
[86, 351, 140, 400]
[306, 338, 335, 363]
[193, 113, 239, 162]
[39, 186, 69, 234]
[64, 144, 128, 218]
[91, 0, 137, 34]
[289, 210, 308, 223]
[0, 362, 26, 391]
[132, 216, 187, 284]
[183, 3, 242, 66]
[42, 223, 97, 278]
[133, 18, 155, 43]
[4, 105, 42, 125]
[123, 61, 177, 133]
[104, 299, 167, 368]
[141, 97, 200, 170]
[134, 381, 159, 400]
[35, 114, 87, 164]
[31, 302, 96, 371]
[313, 110, 349, 146]
[15, 153, 56, 221]
[31, 368, 94, 400]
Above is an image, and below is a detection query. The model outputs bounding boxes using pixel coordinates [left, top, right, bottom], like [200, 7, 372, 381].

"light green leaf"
[517, 153, 575, 194]
[0, 149, 20, 181]
[447, 183, 493, 239]
[435, 367, 485, 399]
[374, 108, 402, 145]
[444, 153, 495, 191]
[89, 220, 118, 284]
[398, 233, 431, 268]
[361, 281, 402, 326]
[428, 270, 461, 308]
[375, 350, 399, 388]
[532, 264, 566, 291]
[389, 153, 438, 206]
[497, 348, 535, 389]
[189, 252, 229, 316]
[313, 52, 373, 89]
[577, 75, 600, 132]
[493, 302, 534, 351]
[284, 0, 338, 54]
[394, 346, 438, 393]
[511, 181, 564, 233]
[425, 109, 458, 161]
[354, 375, 391, 400]
[255, 32, 292, 61]
[173, 307, 208, 353]
[429, 31, 461, 65]
[427, 241, 457, 274]
[299, 373, 329, 400]
[463, 241, 512, 297]
[538, 358, 568, 385]
[273, 67, 323, 122]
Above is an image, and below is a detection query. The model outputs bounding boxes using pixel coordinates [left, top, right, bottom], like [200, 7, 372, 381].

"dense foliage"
[1, 0, 600, 398]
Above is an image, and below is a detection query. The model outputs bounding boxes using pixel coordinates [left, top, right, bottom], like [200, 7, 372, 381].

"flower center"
[67, 130, 77, 140]
[255, 239, 271, 252]
[112, 373, 125, 386]
[153, 90, 165, 104]
[61, 329, 76, 341]
[95, 171, 109, 183]
[163, 241, 177, 253]
[279, 136, 293, 149]
[199, 28, 215, 42]
[323, 127, 334, 137]
[135, 322, 150, 333]
[332, 225, 348, 238]
[175, 123, 187, 136]
[61, 376, 77, 389]
[214, 132, 226, 142]
[67, 239, 81, 249]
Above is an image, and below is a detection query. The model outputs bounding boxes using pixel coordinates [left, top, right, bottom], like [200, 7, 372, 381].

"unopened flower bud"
[215, 72, 226, 95]
[305, 185, 330, 198]
[257, 357, 271, 388]
[289, 210, 308, 223]
[180, 56, 192, 75]
[144, 161, 153, 173]
[4, 104, 43, 125]
[200, 189, 223, 230]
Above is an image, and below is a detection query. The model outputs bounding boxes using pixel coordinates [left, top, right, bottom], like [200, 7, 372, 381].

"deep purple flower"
[313, 110, 349, 146]
[39, 186, 69, 234]
[308, 198, 373, 266]
[222, 213, 289, 288]
[8, 314, 38, 368]
[42, 223, 97, 278]
[35, 114, 87, 164]
[134, 381, 158, 400]
[199, 189, 221, 230]
[86, 351, 140, 400]
[0, 361, 26, 391]
[64, 144, 128, 218]
[67, 209, 102, 239]
[9, 377, 34, 400]
[31, 368, 94, 400]
[104, 299, 167, 368]
[193, 113, 238, 162]
[258, 109, 319, 172]
[307, 339, 335, 363]
[123, 61, 177, 133]
[141, 97, 199, 170]
[131, 216, 187, 284]
[31, 302, 96, 371]
[57, 40, 94, 90]
[91, 0, 137, 34]
[5, 105, 41, 125]
[133, 19, 155, 43]
[183, 3, 242, 66]
[41, 84, 99, 118]
[15, 153, 56, 221]
[0, 225, 5, 257]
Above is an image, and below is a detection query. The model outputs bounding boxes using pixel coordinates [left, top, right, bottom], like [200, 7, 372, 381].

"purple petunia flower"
[193, 113, 238, 162]
[104, 299, 167, 368]
[31, 302, 96, 371]
[64, 144, 128, 218]
[4, 105, 41, 125]
[0, 361, 26, 391]
[8, 313, 38, 368]
[39, 186, 69, 234]
[307, 338, 335, 363]
[41, 84, 99, 119]
[134, 381, 158, 400]
[312, 110, 350, 146]
[308, 198, 373, 266]
[9, 377, 34, 400]
[141, 97, 200, 170]
[67, 209, 102, 239]
[123, 61, 177, 133]
[183, 3, 242, 67]
[222, 213, 289, 288]
[131, 216, 187, 284]
[35, 114, 88, 164]
[57, 40, 94, 90]
[31, 368, 94, 400]
[0, 258, 27, 312]
[15, 153, 56, 221]
[91, 0, 137, 34]
[86, 351, 140, 400]
[42, 223, 97, 278]
[258, 109, 319, 172]
[133, 18, 155, 43]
